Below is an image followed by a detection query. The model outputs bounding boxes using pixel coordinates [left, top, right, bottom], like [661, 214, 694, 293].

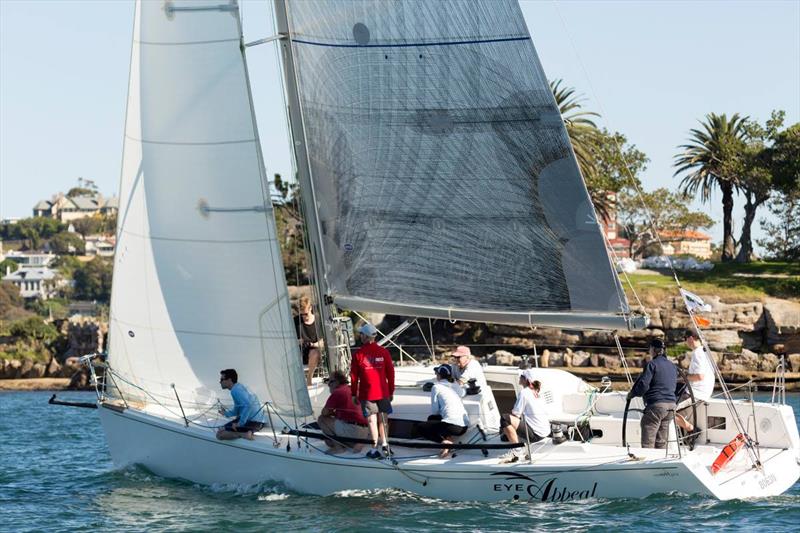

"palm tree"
[674, 113, 749, 262]
[549, 80, 609, 220]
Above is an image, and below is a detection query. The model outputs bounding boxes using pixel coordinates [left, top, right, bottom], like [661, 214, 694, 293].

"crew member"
[627, 338, 678, 449]
[350, 322, 395, 459]
[216, 368, 266, 441]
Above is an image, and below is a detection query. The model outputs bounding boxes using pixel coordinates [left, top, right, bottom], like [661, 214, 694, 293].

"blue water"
[1, 391, 799, 532]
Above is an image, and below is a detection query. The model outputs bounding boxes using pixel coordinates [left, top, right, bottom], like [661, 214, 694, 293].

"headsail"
[282, 0, 641, 330]
[108, 0, 311, 416]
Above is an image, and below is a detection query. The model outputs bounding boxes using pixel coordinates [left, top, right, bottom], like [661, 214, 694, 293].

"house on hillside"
[659, 230, 713, 259]
[1, 266, 64, 299]
[32, 193, 118, 222]
[84, 235, 116, 257]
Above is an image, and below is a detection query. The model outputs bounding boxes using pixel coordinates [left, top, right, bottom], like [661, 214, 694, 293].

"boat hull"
[98, 404, 798, 501]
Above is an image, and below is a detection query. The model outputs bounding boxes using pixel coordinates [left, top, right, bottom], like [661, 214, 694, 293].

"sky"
[1, 0, 798, 253]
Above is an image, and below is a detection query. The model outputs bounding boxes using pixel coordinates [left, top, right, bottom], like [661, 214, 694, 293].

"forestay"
[282, 0, 638, 330]
[109, 0, 310, 416]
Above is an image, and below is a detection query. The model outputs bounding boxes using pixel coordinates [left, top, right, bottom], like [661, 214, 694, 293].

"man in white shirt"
[676, 330, 716, 432]
[498, 369, 550, 463]
[451, 345, 487, 390]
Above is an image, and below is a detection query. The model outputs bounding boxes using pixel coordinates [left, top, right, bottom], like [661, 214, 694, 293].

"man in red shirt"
[350, 322, 395, 459]
[317, 370, 369, 453]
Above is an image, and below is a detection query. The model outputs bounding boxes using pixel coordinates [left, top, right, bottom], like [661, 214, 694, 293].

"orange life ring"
[711, 433, 746, 475]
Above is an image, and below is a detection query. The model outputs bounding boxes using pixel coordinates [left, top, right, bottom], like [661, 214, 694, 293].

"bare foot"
[439, 439, 453, 458]
[244, 431, 255, 441]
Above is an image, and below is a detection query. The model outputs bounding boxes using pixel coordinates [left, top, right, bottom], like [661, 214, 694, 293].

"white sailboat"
[92, 0, 800, 501]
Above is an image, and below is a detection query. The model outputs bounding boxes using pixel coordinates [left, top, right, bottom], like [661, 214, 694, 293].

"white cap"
[520, 369, 536, 383]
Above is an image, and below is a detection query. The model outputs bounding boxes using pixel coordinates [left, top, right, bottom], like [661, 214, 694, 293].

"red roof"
[659, 230, 711, 241]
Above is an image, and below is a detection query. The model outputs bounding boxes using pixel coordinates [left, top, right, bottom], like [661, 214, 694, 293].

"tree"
[617, 188, 714, 258]
[757, 191, 800, 260]
[272, 174, 309, 285]
[8, 316, 59, 344]
[72, 216, 103, 237]
[0, 258, 19, 276]
[4, 217, 65, 250]
[674, 113, 749, 261]
[73, 257, 113, 302]
[48, 232, 85, 255]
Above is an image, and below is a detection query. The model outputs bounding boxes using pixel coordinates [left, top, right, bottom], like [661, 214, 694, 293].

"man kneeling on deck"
[498, 370, 551, 463]
[416, 365, 470, 458]
[317, 371, 369, 453]
[216, 368, 266, 441]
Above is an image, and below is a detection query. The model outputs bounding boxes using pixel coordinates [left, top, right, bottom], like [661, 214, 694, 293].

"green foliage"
[51, 255, 82, 279]
[674, 113, 749, 261]
[48, 231, 85, 255]
[73, 257, 113, 302]
[25, 297, 69, 320]
[666, 342, 688, 359]
[625, 261, 800, 303]
[273, 174, 310, 286]
[71, 214, 116, 237]
[8, 316, 59, 343]
[66, 187, 94, 198]
[758, 191, 800, 261]
[0, 281, 31, 321]
[0, 217, 65, 250]
[0, 258, 19, 275]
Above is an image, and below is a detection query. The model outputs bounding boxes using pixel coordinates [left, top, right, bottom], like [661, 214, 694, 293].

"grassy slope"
[621, 261, 800, 306]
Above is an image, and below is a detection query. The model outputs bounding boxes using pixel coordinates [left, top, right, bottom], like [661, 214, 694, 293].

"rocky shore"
[2, 292, 798, 391]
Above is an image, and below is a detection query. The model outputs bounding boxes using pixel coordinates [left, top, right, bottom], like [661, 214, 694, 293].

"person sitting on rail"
[498, 370, 551, 463]
[216, 368, 266, 441]
[415, 365, 470, 458]
[317, 370, 369, 453]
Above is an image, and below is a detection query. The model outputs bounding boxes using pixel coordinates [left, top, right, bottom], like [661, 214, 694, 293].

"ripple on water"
[1, 391, 799, 533]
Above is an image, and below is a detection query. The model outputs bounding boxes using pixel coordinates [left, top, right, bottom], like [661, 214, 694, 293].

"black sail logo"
[490, 472, 598, 502]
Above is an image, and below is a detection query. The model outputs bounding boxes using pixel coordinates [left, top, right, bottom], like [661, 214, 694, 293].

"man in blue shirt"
[216, 368, 267, 441]
[627, 339, 677, 449]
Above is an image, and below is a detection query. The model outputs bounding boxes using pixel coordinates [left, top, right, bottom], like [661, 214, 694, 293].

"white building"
[84, 235, 116, 257]
[3, 251, 57, 268]
[2, 266, 64, 299]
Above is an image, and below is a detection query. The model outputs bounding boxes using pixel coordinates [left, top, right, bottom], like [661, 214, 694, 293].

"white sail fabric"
[108, 0, 310, 416]
[283, 0, 637, 330]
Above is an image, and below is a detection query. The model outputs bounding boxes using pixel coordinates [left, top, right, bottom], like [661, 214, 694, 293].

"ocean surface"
[1, 391, 798, 533]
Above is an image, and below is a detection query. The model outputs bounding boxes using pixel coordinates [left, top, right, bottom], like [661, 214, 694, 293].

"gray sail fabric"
[284, 0, 632, 328]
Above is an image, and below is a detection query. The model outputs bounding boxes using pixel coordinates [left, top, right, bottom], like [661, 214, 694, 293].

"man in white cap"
[350, 322, 395, 459]
[498, 369, 551, 463]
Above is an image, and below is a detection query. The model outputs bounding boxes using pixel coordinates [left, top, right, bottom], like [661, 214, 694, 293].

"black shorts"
[500, 414, 546, 442]
[224, 419, 265, 433]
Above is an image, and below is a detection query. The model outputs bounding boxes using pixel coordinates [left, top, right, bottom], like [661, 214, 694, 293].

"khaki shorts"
[334, 419, 370, 440]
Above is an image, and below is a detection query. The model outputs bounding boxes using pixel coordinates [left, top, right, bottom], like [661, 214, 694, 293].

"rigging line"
[551, 2, 683, 290]
[414, 319, 433, 359]
[291, 35, 531, 49]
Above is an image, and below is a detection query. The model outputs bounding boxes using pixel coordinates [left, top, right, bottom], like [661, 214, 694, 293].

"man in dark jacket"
[627, 338, 678, 449]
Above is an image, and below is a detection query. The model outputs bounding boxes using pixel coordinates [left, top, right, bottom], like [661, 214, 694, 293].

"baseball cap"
[434, 365, 453, 379]
[451, 345, 471, 358]
[358, 323, 378, 337]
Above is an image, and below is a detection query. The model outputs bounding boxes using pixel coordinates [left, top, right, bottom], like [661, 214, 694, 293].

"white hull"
[98, 404, 799, 501]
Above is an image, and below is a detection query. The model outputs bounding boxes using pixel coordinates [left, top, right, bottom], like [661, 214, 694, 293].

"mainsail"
[108, 0, 311, 416]
[281, 0, 640, 330]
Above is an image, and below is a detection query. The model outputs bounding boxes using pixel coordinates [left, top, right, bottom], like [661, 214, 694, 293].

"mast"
[273, 0, 342, 371]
